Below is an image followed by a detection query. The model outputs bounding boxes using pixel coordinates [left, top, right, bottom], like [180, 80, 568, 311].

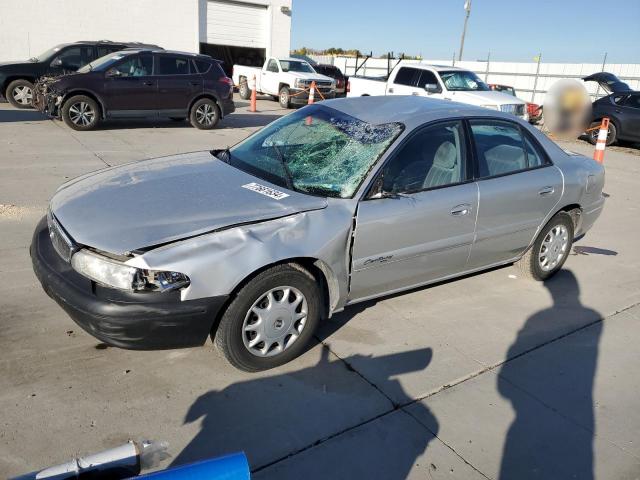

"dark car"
[583, 72, 640, 146]
[312, 64, 347, 97]
[34, 49, 235, 131]
[0, 40, 161, 109]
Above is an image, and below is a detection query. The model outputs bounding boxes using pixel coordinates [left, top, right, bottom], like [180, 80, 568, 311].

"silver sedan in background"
[32, 96, 605, 371]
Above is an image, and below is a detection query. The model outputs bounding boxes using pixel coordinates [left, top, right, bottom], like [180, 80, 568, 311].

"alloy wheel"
[242, 286, 308, 357]
[538, 224, 569, 271]
[68, 102, 95, 126]
[196, 103, 215, 126]
[12, 85, 33, 106]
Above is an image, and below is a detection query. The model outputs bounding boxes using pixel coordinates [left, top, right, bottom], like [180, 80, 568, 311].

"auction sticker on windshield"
[242, 182, 290, 200]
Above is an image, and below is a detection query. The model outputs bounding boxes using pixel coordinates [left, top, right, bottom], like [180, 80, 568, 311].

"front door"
[617, 93, 640, 141]
[104, 53, 156, 117]
[155, 54, 203, 116]
[350, 120, 478, 301]
[261, 58, 281, 95]
[466, 119, 564, 269]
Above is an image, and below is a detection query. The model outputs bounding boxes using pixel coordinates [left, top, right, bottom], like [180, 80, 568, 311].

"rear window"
[193, 59, 211, 74]
[394, 67, 418, 86]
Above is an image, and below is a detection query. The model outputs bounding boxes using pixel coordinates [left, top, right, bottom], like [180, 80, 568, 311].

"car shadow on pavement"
[170, 346, 439, 479]
[221, 114, 285, 129]
[0, 109, 48, 122]
[497, 270, 602, 479]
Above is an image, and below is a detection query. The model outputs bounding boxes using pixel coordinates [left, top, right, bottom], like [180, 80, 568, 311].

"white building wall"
[0, 0, 201, 60]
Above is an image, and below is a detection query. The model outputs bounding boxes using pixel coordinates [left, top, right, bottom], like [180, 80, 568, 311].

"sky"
[291, 0, 640, 63]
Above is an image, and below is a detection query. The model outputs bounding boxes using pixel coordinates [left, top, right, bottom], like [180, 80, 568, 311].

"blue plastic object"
[134, 452, 250, 480]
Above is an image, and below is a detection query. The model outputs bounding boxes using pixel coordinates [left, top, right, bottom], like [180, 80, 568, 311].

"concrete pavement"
[1, 98, 639, 479]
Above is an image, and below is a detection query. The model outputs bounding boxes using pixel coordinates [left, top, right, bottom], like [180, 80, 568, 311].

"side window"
[623, 94, 640, 109]
[193, 59, 211, 74]
[53, 46, 93, 69]
[157, 55, 190, 75]
[97, 45, 123, 58]
[266, 59, 279, 73]
[112, 54, 152, 77]
[417, 70, 438, 88]
[523, 134, 550, 168]
[393, 67, 419, 87]
[382, 121, 466, 194]
[471, 120, 528, 177]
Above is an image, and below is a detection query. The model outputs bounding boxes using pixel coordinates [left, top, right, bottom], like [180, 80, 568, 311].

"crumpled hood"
[448, 90, 526, 106]
[50, 151, 328, 255]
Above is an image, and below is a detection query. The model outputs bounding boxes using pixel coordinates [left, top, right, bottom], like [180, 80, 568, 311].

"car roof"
[397, 62, 468, 72]
[321, 96, 515, 126]
[120, 48, 212, 59]
[278, 57, 310, 62]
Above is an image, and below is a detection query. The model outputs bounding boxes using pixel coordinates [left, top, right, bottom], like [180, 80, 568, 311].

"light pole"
[458, 0, 472, 61]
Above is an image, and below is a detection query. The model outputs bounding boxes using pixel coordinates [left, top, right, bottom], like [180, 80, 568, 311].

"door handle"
[411, 92, 420, 96]
[143, 81, 154, 86]
[450, 204, 471, 216]
[190, 81, 200, 86]
[388, 88, 394, 93]
[538, 186, 554, 196]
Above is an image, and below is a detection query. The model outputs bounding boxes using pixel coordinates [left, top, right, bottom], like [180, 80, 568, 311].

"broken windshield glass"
[227, 105, 403, 198]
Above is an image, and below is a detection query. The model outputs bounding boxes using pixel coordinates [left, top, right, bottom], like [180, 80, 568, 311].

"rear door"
[386, 67, 421, 96]
[466, 119, 563, 269]
[617, 93, 640, 141]
[155, 54, 203, 116]
[350, 120, 478, 300]
[104, 53, 157, 116]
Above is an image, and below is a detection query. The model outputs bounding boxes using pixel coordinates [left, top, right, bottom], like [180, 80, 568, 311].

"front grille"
[500, 104, 526, 116]
[47, 211, 76, 262]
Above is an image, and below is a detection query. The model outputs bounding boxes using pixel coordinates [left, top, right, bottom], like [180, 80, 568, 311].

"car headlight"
[71, 249, 189, 292]
[294, 79, 308, 88]
[481, 104, 499, 110]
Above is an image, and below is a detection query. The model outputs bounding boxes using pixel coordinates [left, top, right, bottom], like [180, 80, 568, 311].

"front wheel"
[515, 211, 574, 281]
[214, 263, 321, 372]
[61, 95, 100, 131]
[279, 86, 291, 109]
[6, 79, 35, 109]
[189, 98, 220, 130]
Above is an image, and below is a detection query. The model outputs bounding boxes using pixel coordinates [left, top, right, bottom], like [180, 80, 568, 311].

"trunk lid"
[583, 72, 632, 93]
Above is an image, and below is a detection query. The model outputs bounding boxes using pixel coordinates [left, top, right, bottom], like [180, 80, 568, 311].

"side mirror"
[106, 68, 121, 78]
[50, 58, 63, 68]
[424, 83, 441, 94]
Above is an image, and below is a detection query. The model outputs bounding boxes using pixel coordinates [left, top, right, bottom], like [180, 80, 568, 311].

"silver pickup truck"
[32, 96, 604, 371]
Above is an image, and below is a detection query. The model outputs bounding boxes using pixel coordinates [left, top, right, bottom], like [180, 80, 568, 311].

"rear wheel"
[515, 211, 574, 281]
[587, 120, 617, 146]
[6, 79, 34, 108]
[61, 95, 99, 131]
[238, 78, 251, 100]
[214, 263, 321, 372]
[189, 98, 220, 130]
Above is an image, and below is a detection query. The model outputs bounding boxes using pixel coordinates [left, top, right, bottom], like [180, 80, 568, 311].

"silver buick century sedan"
[32, 96, 605, 371]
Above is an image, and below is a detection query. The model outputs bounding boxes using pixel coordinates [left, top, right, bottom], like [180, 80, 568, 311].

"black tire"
[214, 263, 321, 372]
[238, 78, 251, 100]
[61, 95, 100, 131]
[6, 79, 35, 109]
[279, 86, 291, 109]
[169, 117, 185, 122]
[587, 120, 617, 146]
[189, 98, 220, 130]
[516, 211, 574, 281]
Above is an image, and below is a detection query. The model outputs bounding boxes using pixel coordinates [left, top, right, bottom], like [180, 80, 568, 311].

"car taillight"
[527, 102, 540, 115]
[219, 76, 234, 94]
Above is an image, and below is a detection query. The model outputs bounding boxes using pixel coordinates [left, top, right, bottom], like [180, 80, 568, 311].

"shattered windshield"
[226, 105, 403, 198]
[440, 70, 490, 91]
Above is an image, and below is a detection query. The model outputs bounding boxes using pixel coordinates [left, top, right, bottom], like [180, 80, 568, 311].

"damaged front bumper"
[33, 77, 63, 117]
[30, 217, 228, 350]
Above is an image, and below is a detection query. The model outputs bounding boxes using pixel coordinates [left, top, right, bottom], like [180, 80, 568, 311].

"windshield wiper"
[270, 144, 295, 191]
[210, 147, 231, 164]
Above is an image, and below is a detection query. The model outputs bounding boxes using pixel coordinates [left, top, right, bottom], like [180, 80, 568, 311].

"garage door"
[206, 0, 268, 49]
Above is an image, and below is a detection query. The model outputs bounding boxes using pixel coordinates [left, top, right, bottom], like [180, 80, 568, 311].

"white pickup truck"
[232, 57, 336, 109]
[348, 63, 528, 120]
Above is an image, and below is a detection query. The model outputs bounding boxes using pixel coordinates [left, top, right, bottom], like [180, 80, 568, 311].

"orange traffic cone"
[250, 74, 257, 113]
[308, 81, 316, 105]
[593, 117, 609, 164]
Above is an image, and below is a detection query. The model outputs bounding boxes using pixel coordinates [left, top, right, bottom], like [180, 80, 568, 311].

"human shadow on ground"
[171, 346, 438, 479]
[498, 270, 602, 479]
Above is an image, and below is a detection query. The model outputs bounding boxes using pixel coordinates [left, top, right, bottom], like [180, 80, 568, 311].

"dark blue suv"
[34, 49, 235, 130]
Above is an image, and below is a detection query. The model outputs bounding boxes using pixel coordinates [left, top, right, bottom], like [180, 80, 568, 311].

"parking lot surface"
[1, 97, 640, 479]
